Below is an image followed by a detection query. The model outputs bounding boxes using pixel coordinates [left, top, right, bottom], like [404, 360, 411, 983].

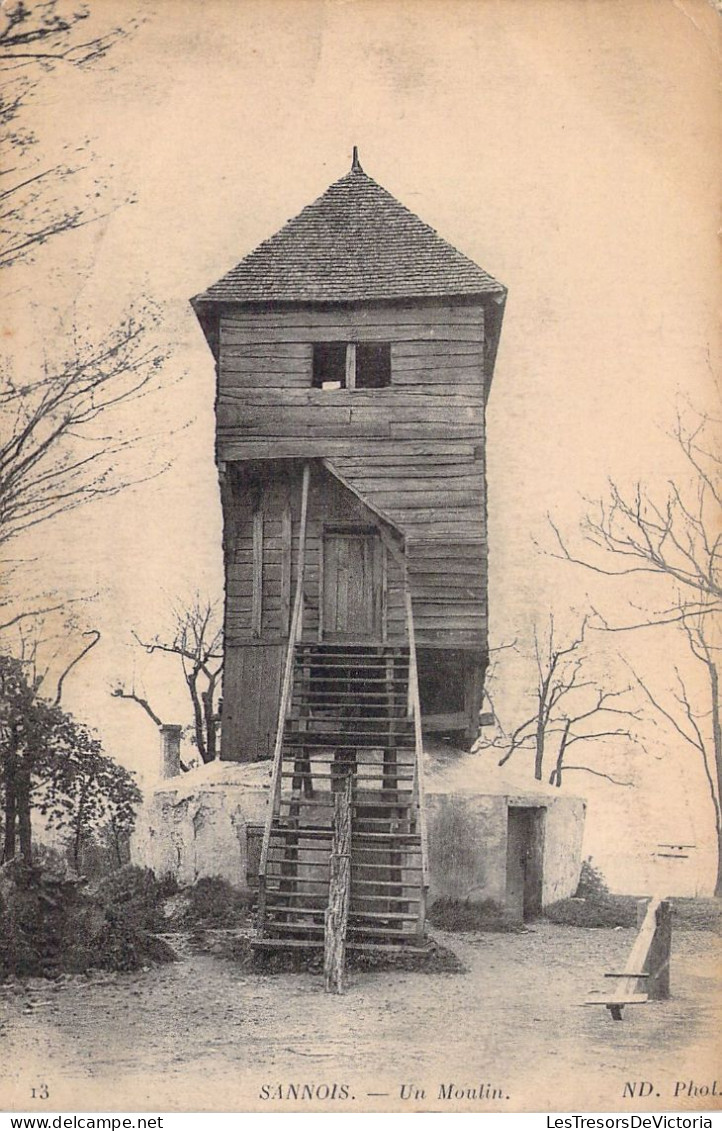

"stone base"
[131, 747, 586, 911]
[131, 760, 271, 889]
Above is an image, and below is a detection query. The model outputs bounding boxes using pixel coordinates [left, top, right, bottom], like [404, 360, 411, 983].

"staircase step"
[295, 659, 409, 668]
[294, 665, 407, 674]
[352, 895, 421, 905]
[296, 676, 408, 686]
[265, 912, 419, 929]
[296, 648, 409, 659]
[267, 907, 423, 921]
[351, 862, 424, 871]
[266, 890, 420, 906]
[252, 939, 426, 954]
[354, 820, 417, 827]
[352, 827, 416, 835]
[348, 851, 422, 860]
[279, 797, 415, 808]
[282, 773, 418, 782]
[353, 801, 416, 809]
[353, 831, 422, 841]
[270, 828, 332, 840]
[292, 689, 409, 699]
[279, 798, 334, 809]
[289, 715, 412, 725]
[281, 755, 415, 766]
[295, 654, 408, 662]
[353, 910, 419, 921]
[266, 906, 325, 917]
[348, 925, 420, 937]
[266, 876, 329, 886]
[287, 730, 412, 738]
[283, 737, 414, 749]
[352, 879, 423, 889]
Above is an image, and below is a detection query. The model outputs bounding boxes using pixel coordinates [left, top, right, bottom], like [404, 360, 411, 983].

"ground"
[0, 923, 719, 1113]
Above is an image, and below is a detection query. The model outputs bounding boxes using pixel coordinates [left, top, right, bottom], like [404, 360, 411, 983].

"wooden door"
[322, 529, 382, 640]
[506, 807, 544, 921]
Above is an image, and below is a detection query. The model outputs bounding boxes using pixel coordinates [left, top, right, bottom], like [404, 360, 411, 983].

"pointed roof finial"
[351, 145, 363, 173]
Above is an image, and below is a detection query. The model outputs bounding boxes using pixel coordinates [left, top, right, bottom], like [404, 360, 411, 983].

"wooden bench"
[584, 896, 671, 1021]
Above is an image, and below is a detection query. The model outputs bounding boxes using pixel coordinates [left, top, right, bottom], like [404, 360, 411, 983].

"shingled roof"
[193, 155, 505, 305]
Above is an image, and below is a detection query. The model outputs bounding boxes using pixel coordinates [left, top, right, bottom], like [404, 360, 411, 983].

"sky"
[3, 0, 720, 893]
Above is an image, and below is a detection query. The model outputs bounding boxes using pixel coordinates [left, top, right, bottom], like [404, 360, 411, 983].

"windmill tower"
[191, 151, 506, 957]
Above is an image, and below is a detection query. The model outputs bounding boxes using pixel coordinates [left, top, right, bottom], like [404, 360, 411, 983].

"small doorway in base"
[506, 806, 545, 922]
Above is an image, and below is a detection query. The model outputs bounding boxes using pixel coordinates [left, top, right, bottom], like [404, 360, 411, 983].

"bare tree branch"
[54, 628, 100, 704]
[125, 596, 224, 764]
[0, 308, 171, 548]
[111, 687, 163, 730]
[490, 615, 637, 787]
[548, 403, 722, 891]
[0, 0, 141, 268]
[556, 766, 634, 787]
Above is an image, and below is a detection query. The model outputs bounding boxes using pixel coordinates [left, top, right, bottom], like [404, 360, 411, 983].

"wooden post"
[280, 501, 292, 636]
[252, 509, 263, 638]
[324, 772, 352, 994]
[639, 897, 671, 1000]
[345, 343, 357, 390]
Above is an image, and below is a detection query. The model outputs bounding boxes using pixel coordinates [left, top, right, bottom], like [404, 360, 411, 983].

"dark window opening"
[356, 343, 391, 388]
[417, 650, 465, 715]
[312, 342, 346, 389]
[312, 342, 391, 390]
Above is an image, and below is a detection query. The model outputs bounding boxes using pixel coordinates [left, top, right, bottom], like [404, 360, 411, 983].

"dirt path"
[1, 924, 719, 1113]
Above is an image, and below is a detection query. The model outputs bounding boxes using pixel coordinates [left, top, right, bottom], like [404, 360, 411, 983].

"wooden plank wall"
[223, 461, 407, 649]
[220, 461, 408, 759]
[304, 467, 406, 644]
[221, 642, 284, 761]
[216, 302, 487, 544]
[407, 539, 487, 648]
[217, 300, 489, 655]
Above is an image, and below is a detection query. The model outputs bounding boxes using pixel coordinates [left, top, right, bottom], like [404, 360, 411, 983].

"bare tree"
[490, 615, 637, 786]
[1, 5, 173, 631]
[624, 615, 721, 890]
[0, 309, 168, 550]
[1, 0, 138, 268]
[550, 405, 721, 627]
[550, 404, 722, 892]
[114, 596, 223, 767]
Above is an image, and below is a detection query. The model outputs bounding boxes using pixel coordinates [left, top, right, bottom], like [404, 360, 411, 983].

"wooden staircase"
[253, 465, 429, 972]
[255, 642, 428, 954]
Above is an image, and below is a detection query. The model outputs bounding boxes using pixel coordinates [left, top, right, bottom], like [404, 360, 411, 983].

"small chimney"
[160, 724, 182, 779]
[351, 146, 363, 173]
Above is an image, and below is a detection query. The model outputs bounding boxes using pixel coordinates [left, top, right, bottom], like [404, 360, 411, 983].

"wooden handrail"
[404, 586, 429, 891]
[258, 463, 311, 909]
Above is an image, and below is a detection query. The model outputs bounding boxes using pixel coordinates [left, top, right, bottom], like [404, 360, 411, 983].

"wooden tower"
[191, 151, 506, 959]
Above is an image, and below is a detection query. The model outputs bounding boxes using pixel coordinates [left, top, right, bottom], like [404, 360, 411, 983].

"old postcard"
[0, 0, 720, 1116]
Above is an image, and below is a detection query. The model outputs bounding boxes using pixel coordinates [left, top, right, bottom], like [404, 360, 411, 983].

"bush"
[32, 843, 74, 878]
[544, 895, 638, 929]
[544, 860, 637, 928]
[70, 833, 134, 882]
[176, 876, 252, 928]
[427, 897, 522, 933]
[0, 861, 104, 979]
[90, 922, 177, 972]
[670, 898, 722, 933]
[92, 865, 178, 932]
[574, 859, 611, 902]
[0, 862, 177, 980]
